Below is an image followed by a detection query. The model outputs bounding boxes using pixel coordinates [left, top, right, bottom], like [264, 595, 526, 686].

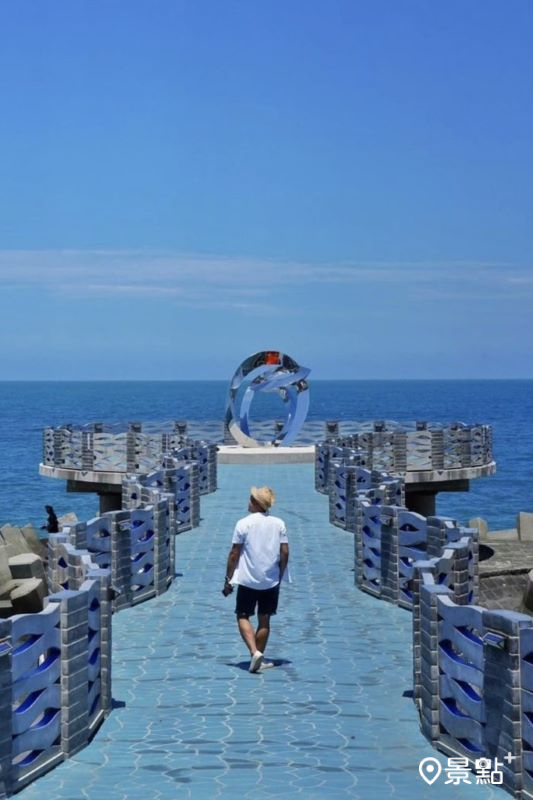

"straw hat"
[250, 486, 275, 511]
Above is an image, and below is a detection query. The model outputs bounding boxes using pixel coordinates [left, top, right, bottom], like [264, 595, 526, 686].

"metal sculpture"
[225, 350, 310, 447]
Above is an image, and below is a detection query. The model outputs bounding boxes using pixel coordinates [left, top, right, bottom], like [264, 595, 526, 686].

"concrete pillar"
[98, 491, 122, 514]
[483, 609, 533, 795]
[380, 506, 400, 604]
[174, 420, 187, 437]
[325, 420, 339, 438]
[106, 510, 133, 611]
[152, 498, 171, 595]
[96, 568, 113, 715]
[412, 561, 430, 703]
[126, 421, 142, 473]
[419, 583, 451, 743]
[406, 489, 436, 517]
[48, 533, 69, 593]
[47, 590, 90, 757]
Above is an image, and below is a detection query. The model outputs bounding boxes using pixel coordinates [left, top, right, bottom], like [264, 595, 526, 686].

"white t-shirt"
[231, 512, 289, 590]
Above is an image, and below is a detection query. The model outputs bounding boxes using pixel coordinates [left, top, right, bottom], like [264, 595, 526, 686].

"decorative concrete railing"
[316, 439, 533, 798]
[122, 459, 200, 533]
[412, 537, 476, 695]
[0, 447, 213, 796]
[44, 421, 187, 473]
[413, 562, 533, 798]
[0, 564, 112, 796]
[49, 503, 170, 612]
[327, 459, 404, 530]
[315, 422, 493, 485]
[43, 423, 217, 493]
[365, 507, 479, 609]
[44, 419, 492, 473]
[319, 452, 479, 609]
[174, 445, 216, 497]
[49, 460, 204, 613]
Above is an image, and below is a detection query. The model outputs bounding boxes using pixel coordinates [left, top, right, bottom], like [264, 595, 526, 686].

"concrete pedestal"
[405, 479, 469, 517]
[405, 491, 437, 517]
[65, 478, 122, 515]
[97, 491, 122, 514]
[217, 445, 315, 464]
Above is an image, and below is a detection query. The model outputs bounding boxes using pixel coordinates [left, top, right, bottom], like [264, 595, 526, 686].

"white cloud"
[0, 250, 530, 307]
[505, 275, 533, 285]
[60, 283, 186, 297]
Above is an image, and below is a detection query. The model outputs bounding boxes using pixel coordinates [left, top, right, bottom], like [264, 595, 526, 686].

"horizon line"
[0, 377, 532, 383]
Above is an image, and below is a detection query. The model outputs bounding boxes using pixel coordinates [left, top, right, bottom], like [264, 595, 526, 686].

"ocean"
[0, 380, 531, 530]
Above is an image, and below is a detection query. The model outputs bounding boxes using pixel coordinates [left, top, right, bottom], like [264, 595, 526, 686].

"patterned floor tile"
[16, 465, 498, 799]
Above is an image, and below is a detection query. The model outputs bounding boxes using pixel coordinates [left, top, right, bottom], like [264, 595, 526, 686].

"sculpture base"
[217, 445, 315, 464]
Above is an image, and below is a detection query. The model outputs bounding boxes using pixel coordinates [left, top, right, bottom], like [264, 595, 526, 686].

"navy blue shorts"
[235, 584, 280, 618]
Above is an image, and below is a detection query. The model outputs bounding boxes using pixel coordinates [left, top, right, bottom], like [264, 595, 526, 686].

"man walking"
[222, 486, 289, 673]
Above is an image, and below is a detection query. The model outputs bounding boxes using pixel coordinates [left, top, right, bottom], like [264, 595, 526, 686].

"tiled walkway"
[20, 466, 497, 800]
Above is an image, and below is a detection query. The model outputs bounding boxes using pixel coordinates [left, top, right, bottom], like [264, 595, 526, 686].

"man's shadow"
[226, 658, 292, 671]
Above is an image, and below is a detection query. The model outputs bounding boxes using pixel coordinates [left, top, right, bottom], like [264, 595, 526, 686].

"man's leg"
[235, 586, 258, 655]
[237, 616, 258, 655]
[255, 613, 271, 654]
[255, 586, 279, 657]
[238, 616, 264, 672]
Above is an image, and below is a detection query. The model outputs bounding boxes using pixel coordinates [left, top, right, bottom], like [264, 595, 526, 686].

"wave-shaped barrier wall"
[316, 441, 479, 608]
[0, 556, 112, 795]
[316, 439, 533, 799]
[0, 453, 216, 796]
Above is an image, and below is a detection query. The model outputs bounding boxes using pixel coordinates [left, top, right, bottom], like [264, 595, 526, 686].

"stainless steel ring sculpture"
[225, 351, 311, 447]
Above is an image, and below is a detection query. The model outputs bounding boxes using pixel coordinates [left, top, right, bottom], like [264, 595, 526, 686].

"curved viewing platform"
[41, 419, 494, 473]
[40, 419, 495, 517]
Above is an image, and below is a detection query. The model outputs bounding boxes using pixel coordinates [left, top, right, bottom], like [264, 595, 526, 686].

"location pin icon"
[419, 757, 442, 785]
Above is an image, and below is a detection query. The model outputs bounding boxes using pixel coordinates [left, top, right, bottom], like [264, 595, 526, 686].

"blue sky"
[0, 0, 532, 379]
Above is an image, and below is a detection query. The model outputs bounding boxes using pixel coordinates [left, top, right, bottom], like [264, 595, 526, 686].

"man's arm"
[222, 543, 242, 595]
[226, 543, 242, 582]
[279, 543, 289, 581]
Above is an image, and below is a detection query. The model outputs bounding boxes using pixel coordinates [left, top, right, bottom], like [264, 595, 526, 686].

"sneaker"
[258, 660, 275, 671]
[249, 651, 264, 673]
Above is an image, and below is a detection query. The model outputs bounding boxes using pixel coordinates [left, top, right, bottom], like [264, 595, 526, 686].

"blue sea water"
[0, 380, 531, 530]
